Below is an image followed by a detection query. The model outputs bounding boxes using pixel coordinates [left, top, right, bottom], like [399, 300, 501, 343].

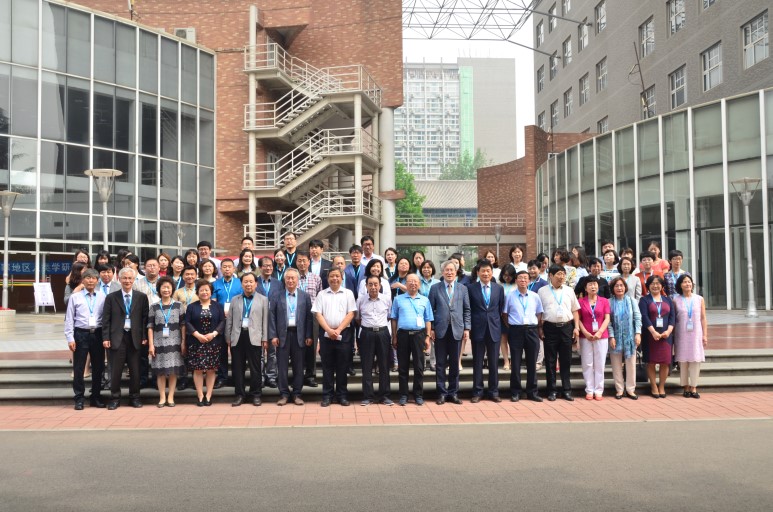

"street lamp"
[730, 177, 761, 318]
[85, 169, 122, 251]
[494, 224, 502, 264]
[176, 222, 187, 254]
[0, 191, 21, 309]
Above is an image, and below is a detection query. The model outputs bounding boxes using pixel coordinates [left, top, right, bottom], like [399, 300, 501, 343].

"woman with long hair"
[236, 248, 258, 277]
[169, 256, 186, 290]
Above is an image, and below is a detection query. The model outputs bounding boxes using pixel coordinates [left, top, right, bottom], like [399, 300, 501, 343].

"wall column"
[378, 107, 396, 250]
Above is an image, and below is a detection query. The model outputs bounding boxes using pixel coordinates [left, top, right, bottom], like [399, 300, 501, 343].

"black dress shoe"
[398, 396, 408, 406]
[252, 396, 262, 406]
[203, 397, 212, 406]
[547, 393, 557, 402]
[527, 394, 543, 403]
[265, 379, 278, 389]
[339, 398, 351, 407]
[436, 396, 446, 405]
[429, 364, 436, 372]
[321, 398, 331, 407]
[213, 379, 225, 390]
[449, 396, 463, 405]
[130, 399, 143, 408]
[177, 380, 188, 391]
[305, 377, 318, 387]
[232, 396, 244, 407]
[197, 399, 205, 407]
[415, 397, 425, 406]
[107, 401, 119, 410]
[347, 368, 357, 377]
[511, 394, 521, 402]
[561, 392, 574, 402]
[90, 399, 106, 408]
[491, 396, 502, 403]
[74, 401, 84, 411]
[470, 396, 481, 404]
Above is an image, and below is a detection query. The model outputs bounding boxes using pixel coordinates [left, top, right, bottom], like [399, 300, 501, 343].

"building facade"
[533, 0, 772, 133]
[396, 58, 517, 179]
[536, 88, 773, 311]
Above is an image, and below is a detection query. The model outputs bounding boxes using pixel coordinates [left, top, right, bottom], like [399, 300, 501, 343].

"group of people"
[63, 235, 707, 410]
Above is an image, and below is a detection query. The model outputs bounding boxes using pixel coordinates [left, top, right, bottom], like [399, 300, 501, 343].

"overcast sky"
[402, 19, 535, 158]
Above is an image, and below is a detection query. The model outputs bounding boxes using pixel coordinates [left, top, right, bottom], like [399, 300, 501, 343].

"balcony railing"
[243, 128, 381, 190]
[396, 213, 526, 228]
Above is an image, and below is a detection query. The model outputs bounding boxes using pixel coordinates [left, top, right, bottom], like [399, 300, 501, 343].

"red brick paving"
[1, 391, 772, 431]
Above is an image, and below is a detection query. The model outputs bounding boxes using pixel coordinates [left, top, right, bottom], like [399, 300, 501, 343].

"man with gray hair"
[102, 267, 150, 410]
[65, 268, 106, 410]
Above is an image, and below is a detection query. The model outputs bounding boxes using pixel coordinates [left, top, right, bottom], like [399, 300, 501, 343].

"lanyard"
[275, 267, 285, 282]
[517, 292, 528, 314]
[407, 295, 422, 319]
[654, 298, 663, 318]
[286, 291, 296, 316]
[590, 300, 597, 319]
[175, 276, 182, 290]
[243, 295, 254, 319]
[286, 251, 296, 267]
[261, 278, 271, 296]
[84, 291, 96, 316]
[528, 281, 536, 291]
[145, 277, 156, 297]
[549, 286, 564, 307]
[299, 276, 307, 291]
[686, 296, 694, 319]
[161, 301, 173, 326]
[223, 279, 234, 302]
[386, 266, 395, 279]
[184, 288, 194, 305]
[642, 271, 651, 282]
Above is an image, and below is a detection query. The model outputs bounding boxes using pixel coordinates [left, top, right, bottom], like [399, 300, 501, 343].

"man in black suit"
[102, 267, 150, 409]
[269, 268, 313, 406]
[309, 239, 332, 289]
[256, 256, 282, 388]
[467, 260, 505, 403]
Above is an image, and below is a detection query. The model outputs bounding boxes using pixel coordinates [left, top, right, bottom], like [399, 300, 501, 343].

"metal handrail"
[243, 128, 381, 190]
[395, 213, 526, 228]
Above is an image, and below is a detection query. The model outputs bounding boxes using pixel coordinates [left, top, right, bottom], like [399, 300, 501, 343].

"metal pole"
[2, 215, 9, 309]
[743, 196, 758, 317]
[102, 200, 109, 251]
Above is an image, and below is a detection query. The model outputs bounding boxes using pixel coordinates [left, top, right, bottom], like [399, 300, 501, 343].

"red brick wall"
[477, 126, 593, 262]
[74, 0, 403, 254]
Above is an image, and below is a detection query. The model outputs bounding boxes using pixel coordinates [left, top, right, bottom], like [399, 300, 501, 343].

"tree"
[395, 161, 425, 221]
[438, 148, 491, 180]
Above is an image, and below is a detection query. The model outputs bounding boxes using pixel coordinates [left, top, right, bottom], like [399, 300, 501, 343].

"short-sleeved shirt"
[578, 296, 611, 338]
[312, 287, 357, 333]
[538, 284, 580, 323]
[390, 293, 434, 331]
[298, 272, 322, 303]
[503, 289, 543, 326]
[357, 293, 392, 328]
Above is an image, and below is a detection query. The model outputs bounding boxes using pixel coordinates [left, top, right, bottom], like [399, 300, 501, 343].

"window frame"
[562, 37, 573, 67]
[669, 65, 686, 109]
[550, 100, 559, 129]
[537, 66, 545, 93]
[639, 17, 655, 57]
[536, 21, 544, 47]
[548, 4, 557, 32]
[701, 42, 722, 91]
[578, 20, 589, 51]
[564, 88, 573, 118]
[550, 52, 558, 79]
[742, 11, 769, 70]
[667, 0, 686, 36]
[595, 1, 606, 34]
[597, 117, 608, 133]
[596, 57, 607, 92]
[579, 74, 590, 105]
[641, 85, 656, 119]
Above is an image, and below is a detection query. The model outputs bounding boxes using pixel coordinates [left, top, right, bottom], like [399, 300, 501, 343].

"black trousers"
[434, 330, 461, 397]
[543, 321, 574, 393]
[359, 327, 391, 400]
[139, 342, 150, 386]
[72, 328, 105, 402]
[472, 327, 500, 397]
[232, 329, 262, 398]
[319, 329, 352, 400]
[304, 320, 319, 378]
[277, 328, 305, 398]
[110, 331, 141, 400]
[217, 338, 229, 381]
[263, 343, 277, 382]
[397, 329, 425, 398]
[508, 325, 540, 396]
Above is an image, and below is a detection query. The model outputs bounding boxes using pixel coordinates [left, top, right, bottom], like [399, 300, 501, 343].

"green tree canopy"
[438, 148, 491, 180]
[395, 161, 425, 219]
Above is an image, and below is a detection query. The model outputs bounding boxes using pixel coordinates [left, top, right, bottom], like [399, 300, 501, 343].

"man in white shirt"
[360, 235, 384, 266]
[197, 240, 221, 272]
[356, 275, 393, 406]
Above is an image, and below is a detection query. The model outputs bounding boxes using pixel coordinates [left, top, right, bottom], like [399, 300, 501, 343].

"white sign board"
[33, 282, 56, 309]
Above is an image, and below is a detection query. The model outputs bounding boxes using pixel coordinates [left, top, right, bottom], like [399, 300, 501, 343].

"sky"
[402, 19, 536, 158]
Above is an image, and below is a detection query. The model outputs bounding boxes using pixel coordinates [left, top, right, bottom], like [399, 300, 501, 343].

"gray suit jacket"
[226, 293, 269, 347]
[428, 280, 471, 340]
[268, 289, 313, 348]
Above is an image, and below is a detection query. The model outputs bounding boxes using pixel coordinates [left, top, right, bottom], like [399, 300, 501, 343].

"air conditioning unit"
[174, 27, 197, 43]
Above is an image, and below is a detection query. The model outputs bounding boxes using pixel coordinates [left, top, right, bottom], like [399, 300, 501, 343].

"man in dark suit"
[309, 239, 332, 289]
[283, 231, 299, 269]
[428, 260, 471, 405]
[102, 267, 150, 409]
[269, 268, 313, 406]
[467, 259, 505, 403]
[344, 245, 366, 299]
[256, 256, 282, 388]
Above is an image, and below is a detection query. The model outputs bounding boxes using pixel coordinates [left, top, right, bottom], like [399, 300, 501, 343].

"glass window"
[640, 17, 654, 57]
[93, 83, 114, 148]
[667, 0, 685, 35]
[693, 102, 722, 167]
[67, 9, 90, 77]
[39, 141, 65, 211]
[199, 166, 214, 225]
[65, 144, 89, 213]
[200, 53, 214, 110]
[179, 163, 197, 221]
[116, 24, 136, 88]
[67, 77, 90, 144]
[160, 99, 178, 160]
[641, 85, 655, 119]
[41, 3, 66, 72]
[181, 46, 197, 104]
[579, 74, 589, 106]
[663, 111, 689, 173]
[11, 66, 37, 137]
[199, 109, 214, 167]
[94, 18, 115, 83]
[139, 156, 157, 219]
[664, 170, 691, 267]
[140, 219, 158, 245]
[0, 64, 8, 135]
[41, 72, 65, 141]
[562, 37, 572, 66]
[537, 66, 544, 93]
[536, 21, 544, 47]
[703, 0, 716, 8]
[702, 42, 722, 91]
[537, 111, 546, 131]
[180, 105, 197, 163]
[115, 87, 134, 151]
[548, 4, 557, 32]
[160, 159, 178, 221]
[615, 128, 635, 249]
[140, 94, 157, 156]
[638, 119, 660, 177]
[597, 117, 608, 133]
[563, 88, 573, 118]
[94, 149, 135, 217]
[10, 137, 37, 209]
[743, 11, 769, 69]
[0, 0, 10, 62]
[669, 65, 686, 109]
[550, 53, 558, 79]
[12, 0, 38, 66]
[550, 101, 559, 129]
[0, 136, 7, 188]
[727, 94, 761, 161]
[139, 31, 158, 93]
[160, 38, 179, 99]
[578, 20, 588, 52]
[597, 134, 613, 187]
[595, 1, 606, 34]
[596, 58, 607, 92]
[562, 0, 570, 15]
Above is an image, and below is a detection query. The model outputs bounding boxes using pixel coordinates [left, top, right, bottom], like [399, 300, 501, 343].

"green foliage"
[438, 148, 491, 180]
[395, 161, 425, 218]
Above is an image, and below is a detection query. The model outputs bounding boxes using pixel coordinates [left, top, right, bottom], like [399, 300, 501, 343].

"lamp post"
[730, 177, 761, 318]
[85, 169, 122, 251]
[176, 222, 187, 254]
[494, 224, 502, 264]
[0, 191, 21, 309]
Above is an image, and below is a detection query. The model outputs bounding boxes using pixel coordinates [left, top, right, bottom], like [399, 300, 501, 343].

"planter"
[0, 308, 16, 332]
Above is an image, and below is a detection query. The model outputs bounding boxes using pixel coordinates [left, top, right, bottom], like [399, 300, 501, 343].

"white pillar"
[354, 96, 363, 243]
[247, 5, 258, 240]
[378, 107, 396, 250]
